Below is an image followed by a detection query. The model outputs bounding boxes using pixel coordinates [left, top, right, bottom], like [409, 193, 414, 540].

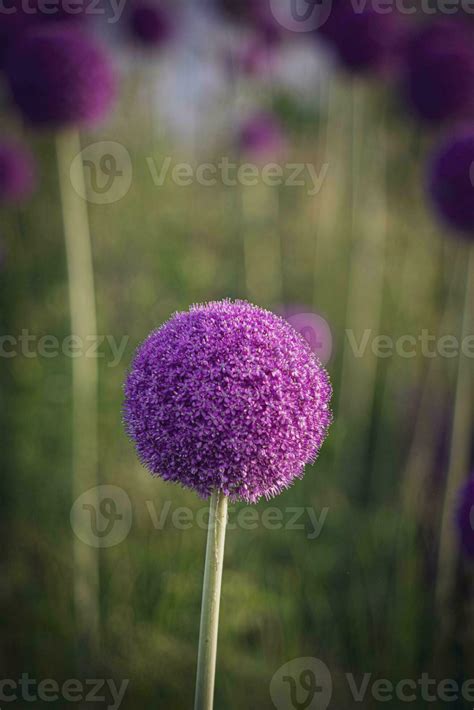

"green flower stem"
[56, 129, 100, 650]
[436, 245, 474, 616]
[194, 490, 228, 710]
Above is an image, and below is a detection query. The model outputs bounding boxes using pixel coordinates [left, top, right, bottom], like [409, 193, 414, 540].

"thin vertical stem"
[56, 130, 100, 651]
[436, 245, 474, 616]
[194, 490, 228, 710]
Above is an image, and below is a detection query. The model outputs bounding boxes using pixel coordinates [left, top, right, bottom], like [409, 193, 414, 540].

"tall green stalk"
[56, 130, 100, 651]
[436, 246, 474, 617]
[194, 490, 228, 710]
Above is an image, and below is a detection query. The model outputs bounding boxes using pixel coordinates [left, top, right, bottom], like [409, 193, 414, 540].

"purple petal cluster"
[427, 129, 474, 235]
[0, 141, 36, 203]
[402, 21, 474, 124]
[123, 300, 332, 503]
[6, 24, 116, 128]
[129, 1, 173, 48]
[317, 5, 405, 73]
[456, 475, 474, 558]
[239, 112, 286, 159]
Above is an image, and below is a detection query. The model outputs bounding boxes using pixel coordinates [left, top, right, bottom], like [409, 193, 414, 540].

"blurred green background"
[1, 13, 474, 708]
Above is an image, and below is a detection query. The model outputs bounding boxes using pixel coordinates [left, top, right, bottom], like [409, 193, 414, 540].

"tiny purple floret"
[123, 300, 332, 503]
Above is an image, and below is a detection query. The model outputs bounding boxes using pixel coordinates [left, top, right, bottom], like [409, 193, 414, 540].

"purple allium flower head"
[123, 300, 332, 503]
[239, 112, 286, 159]
[318, 5, 405, 73]
[401, 23, 474, 124]
[427, 129, 474, 235]
[6, 24, 116, 128]
[0, 141, 36, 203]
[456, 475, 474, 558]
[129, 1, 173, 48]
[0, 0, 39, 69]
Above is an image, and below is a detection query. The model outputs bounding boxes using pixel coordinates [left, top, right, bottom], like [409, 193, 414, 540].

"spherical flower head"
[123, 300, 332, 503]
[0, 141, 36, 204]
[129, 1, 173, 48]
[318, 5, 405, 73]
[402, 24, 474, 124]
[456, 475, 474, 558]
[239, 112, 286, 160]
[6, 24, 116, 129]
[404, 19, 473, 64]
[427, 129, 474, 236]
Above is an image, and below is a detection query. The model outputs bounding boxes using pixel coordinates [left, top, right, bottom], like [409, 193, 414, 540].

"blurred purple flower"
[0, 0, 38, 69]
[6, 24, 116, 128]
[236, 39, 276, 76]
[427, 129, 474, 235]
[123, 300, 332, 503]
[128, 1, 173, 48]
[401, 22, 474, 124]
[239, 112, 286, 159]
[317, 5, 406, 73]
[456, 475, 474, 558]
[0, 141, 36, 204]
